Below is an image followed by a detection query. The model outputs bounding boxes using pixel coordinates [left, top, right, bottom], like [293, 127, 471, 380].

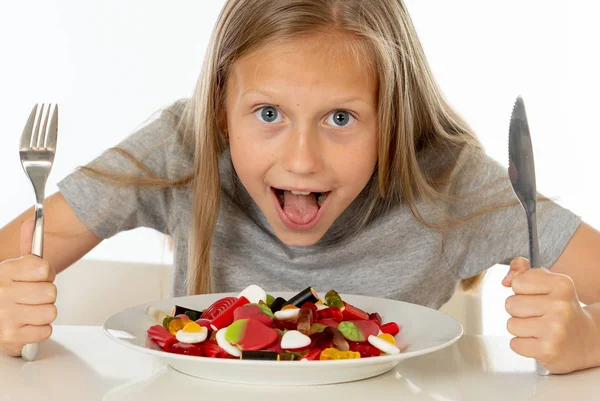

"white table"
[0, 326, 598, 401]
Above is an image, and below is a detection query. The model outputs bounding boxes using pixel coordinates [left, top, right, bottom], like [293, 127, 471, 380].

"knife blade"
[507, 95, 550, 376]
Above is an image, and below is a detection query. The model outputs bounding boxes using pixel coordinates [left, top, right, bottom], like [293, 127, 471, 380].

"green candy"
[184, 310, 199, 321]
[258, 303, 274, 318]
[162, 316, 174, 330]
[310, 323, 327, 334]
[324, 290, 344, 308]
[225, 319, 247, 344]
[338, 321, 365, 342]
[279, 351, 304, 361]
[266, 294, 275, 307]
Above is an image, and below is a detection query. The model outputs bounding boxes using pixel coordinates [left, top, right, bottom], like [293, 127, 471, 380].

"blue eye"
[325, 110, 355, 127]
[255, 106, 283, 124]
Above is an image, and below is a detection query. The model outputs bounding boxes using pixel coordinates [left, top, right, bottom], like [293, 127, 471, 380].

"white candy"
[280, 330, 311, 350]
[368, 335, 400, 355]
[176, 326, 208, 344]
[315, 303, 329, 311]
[237, 284, 267, 304]
[216, 328, 241, 357]
[274, 308, 300, 321]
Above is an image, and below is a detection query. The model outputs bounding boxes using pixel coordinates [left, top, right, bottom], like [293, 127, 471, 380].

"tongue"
[282, 191, 319, 224]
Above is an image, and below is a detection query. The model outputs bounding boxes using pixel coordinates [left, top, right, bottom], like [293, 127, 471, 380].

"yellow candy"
[281, 304, 299, 310]
[168, 318, 187, 336]
[319, 348, 361, 360]
[182, 321, 202, 333]
[378, 333, 396, 345]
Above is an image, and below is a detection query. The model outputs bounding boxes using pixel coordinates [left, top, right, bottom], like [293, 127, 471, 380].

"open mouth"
[270, 187, 331, 230]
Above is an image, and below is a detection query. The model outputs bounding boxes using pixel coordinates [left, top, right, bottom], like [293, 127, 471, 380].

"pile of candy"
[145, 285, 407, 361]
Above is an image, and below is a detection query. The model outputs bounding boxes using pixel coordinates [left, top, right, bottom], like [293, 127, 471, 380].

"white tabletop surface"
[1, 326, 598, 401]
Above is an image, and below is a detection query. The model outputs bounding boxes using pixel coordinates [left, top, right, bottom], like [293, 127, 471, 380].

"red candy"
[380, 322, 400, 336]
[301, 348, 322, 361]
[210, 296, 250, 331]
[369, 313, 383, 326]
[202, 296, 238, 320]
[233, 304, 273, 326]
[235, 318, 279, 351]
[203, 342, 230, 358]
[314, 319, 340, 329]
[349, 341, 381, 357]
[316, 307, 343, 322]
[147, 325, 175, 348]
[169, 342, 204, 357]
[342, 302, 369, 320]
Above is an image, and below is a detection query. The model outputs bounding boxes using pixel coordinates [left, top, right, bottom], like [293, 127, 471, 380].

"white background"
[0, 1, 598, 335]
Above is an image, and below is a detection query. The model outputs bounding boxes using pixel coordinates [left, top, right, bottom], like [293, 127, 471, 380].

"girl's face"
[226, 33, 378, 246]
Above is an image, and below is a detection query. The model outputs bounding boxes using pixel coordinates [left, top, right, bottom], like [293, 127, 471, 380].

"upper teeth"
[291, 191, 311, 195]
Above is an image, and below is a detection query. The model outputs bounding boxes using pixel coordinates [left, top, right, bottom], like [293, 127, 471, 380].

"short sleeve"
[56, 101, 193, 239]
[442, 149, 582, 279]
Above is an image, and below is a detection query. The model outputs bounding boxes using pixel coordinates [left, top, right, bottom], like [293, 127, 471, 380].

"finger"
[505, 294, 549, 318]
[0, 325, 53, 356]
[13, 304, 58, 326]
[502, 257, 530, 287]
[512, 268, 553, 295]
[507, 316, 544, 338]
[10, 282, 57, 305]
[10, 256, 56, 283]
[510, 337, 539, 359]
[19, 219, 35, 257]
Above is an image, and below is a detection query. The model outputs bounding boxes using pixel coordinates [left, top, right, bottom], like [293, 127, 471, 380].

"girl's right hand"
[0, 220, 57, 357]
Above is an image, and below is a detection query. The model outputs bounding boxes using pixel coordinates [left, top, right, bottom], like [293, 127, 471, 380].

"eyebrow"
[241, 88, 372, 106]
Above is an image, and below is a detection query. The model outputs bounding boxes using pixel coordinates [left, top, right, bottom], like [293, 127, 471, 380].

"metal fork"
[18, 104, 58, 361]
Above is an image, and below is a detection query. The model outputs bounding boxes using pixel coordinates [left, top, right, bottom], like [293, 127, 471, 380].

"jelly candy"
[237, 284, 267, 304]
[368, 334, 400, 355]
[380, 322, 400, 336]
[203, 341, 230, 358]
[316, 307, 343, 322]
[145, 305, 169, 324]
[314, 319, 341, 329]
[280, 330, 311, 350]
[168, 318, 188, 336]
[310, 323, 327, 334]
[369, 312, 383, 326]
[301, 348, 322, 361]
[195, 318, 212, 330]
[169, 342, 204, 357]
[202, 296, 237, 320]
[342, 302, 369, 320]
[176, 322, 208, 344]
[209, 296, 250, 330]
[175, 314, 191, 320]
[378, 333, 396, 344]
[297, 304, 314, 336]
[279, 351, 305, 361]
[348, 341, 381, 357]
[274, 306, 300, 322]
[225, 318, 278, 351]
[162, 316, 175, 330]
[324, 290, 344, 308]
[310, 331, 332, 350]
[338, 320, 379, 342]
[233, 303, 273, 326]
[319, 348, 361, 360]
[258, 303, 274, 318]
[325, 327, 349, 351]
[266, 294, 275, 307]
[147, 325, 175, 348]
[171, 305, 203, 321]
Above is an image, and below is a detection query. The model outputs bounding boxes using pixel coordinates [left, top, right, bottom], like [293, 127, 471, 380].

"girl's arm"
[0, 191, 102, 273]
[503, 222, 600, 374]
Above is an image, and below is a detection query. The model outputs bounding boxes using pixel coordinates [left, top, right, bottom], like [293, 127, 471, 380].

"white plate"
[103, 292, 462, 386]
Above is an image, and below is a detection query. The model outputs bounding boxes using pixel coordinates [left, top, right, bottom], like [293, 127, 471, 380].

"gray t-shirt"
[57, 101, 581, 309]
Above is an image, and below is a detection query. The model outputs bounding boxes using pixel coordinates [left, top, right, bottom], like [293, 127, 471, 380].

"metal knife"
[508, 95, 550, 376]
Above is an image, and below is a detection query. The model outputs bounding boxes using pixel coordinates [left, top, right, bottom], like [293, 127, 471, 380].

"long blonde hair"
[80, 0, 512, 295]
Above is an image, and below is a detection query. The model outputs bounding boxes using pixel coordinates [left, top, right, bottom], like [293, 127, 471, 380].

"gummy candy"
[380, 322, 400, 336]
[203, 341, 230, 358]
[225, 318, 278, 351]
[348, 341, 381, 357]
[310, 323, 327, 334]
[270, 297, 287, 313]
[280, 330, 311, 350]
[324, 290, 344, 309]
[171, 305, 203, 321]
[319, 348, 361, 360]
[325, 327, 349, 351]
[301, 348, 322, 361]
[310, 331, 332, 350]
[369, 312, 383, 326]
[237, 285, 267, 304]
[378, 333, 396, 344]
[297, 304, 314, 336]
[168, 318, 188, 336]
[266, 294, 275, 307]
[338, 320, 379, 342]
[316, 307, 343, 322]
[147, 325, 175, 349]
[169, 342, 204, 357]
[209, 296, 250, 331]
[202, 296, 237, 320]
[233, 303, 273, 326]
[342, 302, 369, 320]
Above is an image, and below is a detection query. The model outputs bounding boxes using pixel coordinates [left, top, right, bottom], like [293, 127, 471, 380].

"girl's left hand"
[502, 257, 598, 374]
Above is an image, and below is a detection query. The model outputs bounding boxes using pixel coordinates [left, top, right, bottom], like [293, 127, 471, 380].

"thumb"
[20, 219, 35, 256]
[502, 257, 530, 287]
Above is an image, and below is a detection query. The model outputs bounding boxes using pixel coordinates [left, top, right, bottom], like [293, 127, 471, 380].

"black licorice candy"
[270, 297, 287, 313]
[283, 287, 319, 308]
[172, 305, 203, 321]
[240, 350, 280, 361]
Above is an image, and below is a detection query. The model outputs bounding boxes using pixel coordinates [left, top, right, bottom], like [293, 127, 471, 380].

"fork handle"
[21, 195, 45, 362]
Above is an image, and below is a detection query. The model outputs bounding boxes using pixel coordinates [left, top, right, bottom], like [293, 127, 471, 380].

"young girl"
[1, 0, 599, 375]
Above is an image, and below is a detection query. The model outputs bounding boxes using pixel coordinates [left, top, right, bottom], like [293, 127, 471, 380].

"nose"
[280, 125, 324, 175]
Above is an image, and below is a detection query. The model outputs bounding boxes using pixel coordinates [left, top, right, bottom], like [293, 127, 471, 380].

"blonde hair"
[79, 0, 517, 295]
